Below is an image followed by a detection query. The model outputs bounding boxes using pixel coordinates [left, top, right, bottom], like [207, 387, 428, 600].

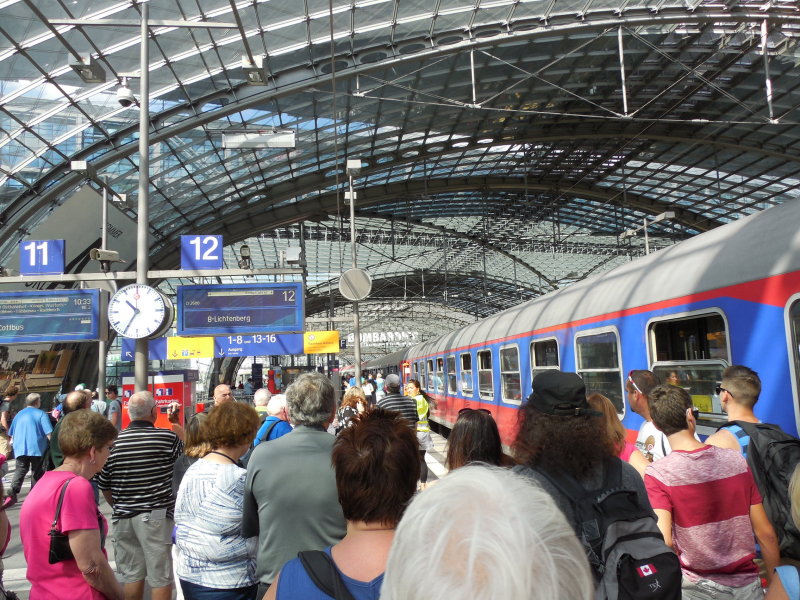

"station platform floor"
[0, 430, 448, 599]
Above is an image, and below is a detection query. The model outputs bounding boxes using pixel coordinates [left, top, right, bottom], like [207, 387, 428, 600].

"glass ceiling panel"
[1, 0, 799, 334]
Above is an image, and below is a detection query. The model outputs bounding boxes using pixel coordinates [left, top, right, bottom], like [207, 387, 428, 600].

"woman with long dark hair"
[445, 408, 504, 471]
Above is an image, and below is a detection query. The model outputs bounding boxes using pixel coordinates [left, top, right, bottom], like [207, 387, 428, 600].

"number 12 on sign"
[181, 235, 223, 270]
[19, 239, 65, 276]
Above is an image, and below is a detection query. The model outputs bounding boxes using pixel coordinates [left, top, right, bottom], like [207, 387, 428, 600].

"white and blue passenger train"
[365, 201, 800, 446]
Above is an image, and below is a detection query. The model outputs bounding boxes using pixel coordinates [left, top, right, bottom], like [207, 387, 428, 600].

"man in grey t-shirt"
[242, 372, 346, 598]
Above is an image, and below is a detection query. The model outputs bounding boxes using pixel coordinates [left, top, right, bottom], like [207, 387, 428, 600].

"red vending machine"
[121, 370, 198, 430]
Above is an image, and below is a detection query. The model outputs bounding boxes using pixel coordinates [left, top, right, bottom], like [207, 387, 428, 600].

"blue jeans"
[179, 580, 258, 600]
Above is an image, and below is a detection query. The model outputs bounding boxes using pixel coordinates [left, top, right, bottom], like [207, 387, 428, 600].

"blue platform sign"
[214, 333, 304, 357]
[0, 289, 105, 343]
[181, 235, 223, 270]
[18, 239, 65, 276]
[121, 337, 167, 361]
[177, 283, 304, 336]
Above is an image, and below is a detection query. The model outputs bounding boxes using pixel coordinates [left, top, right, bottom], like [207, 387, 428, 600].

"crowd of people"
[0, 363, 798, 599]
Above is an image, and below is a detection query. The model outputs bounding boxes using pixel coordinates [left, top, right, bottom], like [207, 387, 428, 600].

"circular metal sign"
[339, 268, 372, 301]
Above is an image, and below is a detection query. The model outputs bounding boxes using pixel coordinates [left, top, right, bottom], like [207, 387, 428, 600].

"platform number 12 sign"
[19, 239, 65, 275]
[181, 235, 223, 270]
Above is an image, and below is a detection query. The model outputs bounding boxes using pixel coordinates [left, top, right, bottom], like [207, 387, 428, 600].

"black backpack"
[721, 420, 800, 560]
[537, 458, 681, 600]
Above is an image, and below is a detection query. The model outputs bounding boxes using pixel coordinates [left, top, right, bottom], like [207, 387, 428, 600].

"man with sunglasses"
[644, 384, 779, 599]
[627, 370, 670, 462]
[705, 366, 762, 454]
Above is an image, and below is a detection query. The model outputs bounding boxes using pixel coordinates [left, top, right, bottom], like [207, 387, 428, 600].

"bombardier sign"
[346, 331, 419, 347]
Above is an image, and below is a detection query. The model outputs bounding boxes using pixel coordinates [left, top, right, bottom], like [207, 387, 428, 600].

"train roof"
[405, 200, 800, 357]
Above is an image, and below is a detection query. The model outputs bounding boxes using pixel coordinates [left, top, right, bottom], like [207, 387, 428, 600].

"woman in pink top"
[20, 410, 121, 600]
[587, 393, 649, 477]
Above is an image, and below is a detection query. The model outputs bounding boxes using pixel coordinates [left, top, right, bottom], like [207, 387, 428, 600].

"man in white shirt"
[626, 369, 670, 462]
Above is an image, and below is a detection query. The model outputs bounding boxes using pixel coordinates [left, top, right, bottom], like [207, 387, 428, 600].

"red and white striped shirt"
[644, 444, 762, 587]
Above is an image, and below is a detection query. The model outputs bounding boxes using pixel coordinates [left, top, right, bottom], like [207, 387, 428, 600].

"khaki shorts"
[112, 512, 174, 588]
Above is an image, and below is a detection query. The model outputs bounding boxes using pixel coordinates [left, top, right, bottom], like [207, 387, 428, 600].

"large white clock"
[108, 284, 174, 339]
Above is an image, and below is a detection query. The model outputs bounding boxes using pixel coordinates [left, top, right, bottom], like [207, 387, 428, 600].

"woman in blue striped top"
[175, 402, 261, 600]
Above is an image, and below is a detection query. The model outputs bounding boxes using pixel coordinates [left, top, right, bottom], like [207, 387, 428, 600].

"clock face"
[108, 284, 172, 339]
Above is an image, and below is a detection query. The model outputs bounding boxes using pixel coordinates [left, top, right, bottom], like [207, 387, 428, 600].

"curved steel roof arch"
[3, 4, 799, 234]
[1, 0, 800, 338]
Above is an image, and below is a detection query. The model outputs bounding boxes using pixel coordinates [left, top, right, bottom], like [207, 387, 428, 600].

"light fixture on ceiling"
[69, 55, 106, 83]
[242, 55, 268, 85]
[620, 211, 676, 254]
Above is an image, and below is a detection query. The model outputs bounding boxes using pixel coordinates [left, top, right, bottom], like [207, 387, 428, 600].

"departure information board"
[0, 289, 106, 344]
[177, 283, 304, 336]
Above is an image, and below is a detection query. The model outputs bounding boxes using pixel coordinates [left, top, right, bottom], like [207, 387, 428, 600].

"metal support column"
[348, 173, 362, 386]
[134, 3, 150, 392]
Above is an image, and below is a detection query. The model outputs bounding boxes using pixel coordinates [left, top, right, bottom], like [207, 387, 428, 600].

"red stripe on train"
[413, 270, 800, 361]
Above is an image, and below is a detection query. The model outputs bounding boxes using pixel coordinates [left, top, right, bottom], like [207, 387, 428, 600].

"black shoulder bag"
[48, 478, 75, 564]
[298, 550, 357, 600]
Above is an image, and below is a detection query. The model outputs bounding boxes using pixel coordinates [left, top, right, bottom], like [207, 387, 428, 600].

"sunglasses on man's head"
[627, 372, 643, 395]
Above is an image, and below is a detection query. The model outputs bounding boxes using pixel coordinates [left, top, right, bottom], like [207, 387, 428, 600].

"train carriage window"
[651, 313, 728, 362]
[435, 358, 444, 393]
[417, 361, 425, 390]
[576, 330, 624, 413]
[500, 345, 522, 404]
[649, 312, 730, 418]
[788, 300, 800, 411]
[461, 353, 474, 395]
[531, 338, 559, 380]
[447, 355, 457, 394]
[477, 350, 494, 400]
[427, 360, 434, 392]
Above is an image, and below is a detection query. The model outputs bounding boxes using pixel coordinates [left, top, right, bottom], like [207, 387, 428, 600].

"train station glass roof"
[1, 0, 800, 360]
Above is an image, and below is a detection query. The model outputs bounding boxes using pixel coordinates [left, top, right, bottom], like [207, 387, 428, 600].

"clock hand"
[122, 310, 138, 335]
[126, 300, 139, 313]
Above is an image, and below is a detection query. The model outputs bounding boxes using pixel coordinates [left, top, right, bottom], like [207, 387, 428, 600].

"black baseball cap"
[528, 371, 601, 417]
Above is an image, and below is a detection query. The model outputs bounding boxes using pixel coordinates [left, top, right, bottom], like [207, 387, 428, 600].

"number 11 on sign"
[19, 239, 65, 275]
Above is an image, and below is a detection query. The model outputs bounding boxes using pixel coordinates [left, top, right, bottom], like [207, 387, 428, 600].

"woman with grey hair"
[381, 466, 593, 600]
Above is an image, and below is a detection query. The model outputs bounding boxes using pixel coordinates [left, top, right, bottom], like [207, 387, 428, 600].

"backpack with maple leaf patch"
[537, 457, 681, 600]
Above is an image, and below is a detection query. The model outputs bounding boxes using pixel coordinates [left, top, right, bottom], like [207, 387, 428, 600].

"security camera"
[89, 248, 124, 263]
[117, 85, 135, 108]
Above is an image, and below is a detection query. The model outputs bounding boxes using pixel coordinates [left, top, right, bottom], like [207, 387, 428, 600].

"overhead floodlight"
[221, 129, 296, 149]
[652, 210, 676, 223]
[346, 159, 362, 177]
[69, 55, 106, 83]
[242, 55, 268, 85]
[70, 160, 96, 178]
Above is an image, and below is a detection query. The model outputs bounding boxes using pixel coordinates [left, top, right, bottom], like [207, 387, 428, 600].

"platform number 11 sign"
[19, 239, 65, 275]
[181, 235, 223, 270]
